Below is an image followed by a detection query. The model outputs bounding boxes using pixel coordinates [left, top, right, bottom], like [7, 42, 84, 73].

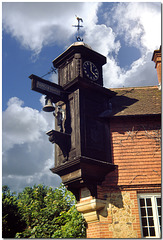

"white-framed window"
[138, 193, 161, 238]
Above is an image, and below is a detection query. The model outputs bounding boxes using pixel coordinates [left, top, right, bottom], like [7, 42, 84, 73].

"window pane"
[139, 195, 161, 238]
[146, 198, 152, 206]
[142, 217, 147, 226]
[140, 198, 145, 207]
[159, 217, 161, 225]
[148, 217, 154, 226]
[149, 227, 155, 236]
[143, 227, 148, 237]
[157, 198, 161, 206]
[158, 207, 161, 215]
[147, 207, 153, 216]
[141, 208, 146, 216]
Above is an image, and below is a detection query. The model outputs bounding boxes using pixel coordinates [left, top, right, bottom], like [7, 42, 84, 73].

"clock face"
[83, 61, 99, 81]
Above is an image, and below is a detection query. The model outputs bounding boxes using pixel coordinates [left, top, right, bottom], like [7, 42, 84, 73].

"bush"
[2, 184, 86, 238]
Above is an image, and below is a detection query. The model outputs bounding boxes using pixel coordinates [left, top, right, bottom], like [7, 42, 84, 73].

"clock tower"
[52, 42, 106, 87]
[48, 42, 116, 200]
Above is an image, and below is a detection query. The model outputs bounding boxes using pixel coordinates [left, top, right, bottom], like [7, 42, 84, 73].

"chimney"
[152, 46, 161, 89]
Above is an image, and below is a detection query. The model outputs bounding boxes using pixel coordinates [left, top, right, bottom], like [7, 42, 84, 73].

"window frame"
[138, 193, 161, 238]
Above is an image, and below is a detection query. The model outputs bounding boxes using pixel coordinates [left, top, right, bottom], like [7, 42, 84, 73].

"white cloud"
[112, 2, 161, 52]
[2, 2, 160, 87]
[2, 97, 61, 193]
[49, 72, 58, 84]
[3, 97, 50, 151]
[2, 171, 61, 194]
[84, 24, 120, 56]
[2, 2, 100, 57]
[101, 2, 161, 88]
[104, 52, 158, 88]
[103, 56, 123, 88]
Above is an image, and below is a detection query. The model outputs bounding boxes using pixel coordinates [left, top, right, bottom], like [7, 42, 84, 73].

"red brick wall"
[156, 62, 161, 86]
[87, 222, 113, 238]
[152, 47, 161, 86]
[103, 116, 161, 189]
[84, 115, 161, 238]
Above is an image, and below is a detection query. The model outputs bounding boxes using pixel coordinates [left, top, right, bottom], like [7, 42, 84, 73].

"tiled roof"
[109, 86, 161, 117]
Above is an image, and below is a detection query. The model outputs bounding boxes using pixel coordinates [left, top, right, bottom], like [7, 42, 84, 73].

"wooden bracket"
[46, 130, 71, 158]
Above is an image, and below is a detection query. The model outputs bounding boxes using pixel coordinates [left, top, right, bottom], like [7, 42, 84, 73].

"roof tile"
[109, 86, 161, 117]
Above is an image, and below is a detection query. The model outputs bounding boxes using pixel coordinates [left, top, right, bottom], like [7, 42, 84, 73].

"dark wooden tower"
[48, 42, 116, 200]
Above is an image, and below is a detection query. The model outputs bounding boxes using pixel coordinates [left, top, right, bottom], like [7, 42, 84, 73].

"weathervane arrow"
[72, 15, 83, 42]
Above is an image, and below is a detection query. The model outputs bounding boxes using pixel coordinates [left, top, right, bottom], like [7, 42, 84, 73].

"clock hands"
[90, 63, 98, 78]
[90, 62, 93, 74]
[83, 61, 99, 81]
[90, 63, 96, 77]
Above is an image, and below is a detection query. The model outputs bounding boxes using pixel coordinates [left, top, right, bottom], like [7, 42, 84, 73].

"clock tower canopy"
[52, 42, 106, 87]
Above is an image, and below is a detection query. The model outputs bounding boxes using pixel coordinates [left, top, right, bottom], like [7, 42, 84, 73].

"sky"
[2, 2, 161, 193]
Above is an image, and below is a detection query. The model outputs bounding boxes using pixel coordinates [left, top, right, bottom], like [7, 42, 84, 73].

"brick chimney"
[152, 46, 161, 89]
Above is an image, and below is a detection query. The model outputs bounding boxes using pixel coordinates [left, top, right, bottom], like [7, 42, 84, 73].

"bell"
[43, 97, 55, 112]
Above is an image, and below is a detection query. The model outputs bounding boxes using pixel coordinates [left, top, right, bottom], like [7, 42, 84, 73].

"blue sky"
[2, 2, 161, 193]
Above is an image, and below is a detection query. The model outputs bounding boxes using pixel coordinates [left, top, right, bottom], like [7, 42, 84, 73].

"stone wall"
[105, 191, 141, 238]
[85, 190, 141, 238]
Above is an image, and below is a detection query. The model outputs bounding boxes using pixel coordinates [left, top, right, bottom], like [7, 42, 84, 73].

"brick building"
[76, 47, 161, 238]
[33, 42, 161, 239]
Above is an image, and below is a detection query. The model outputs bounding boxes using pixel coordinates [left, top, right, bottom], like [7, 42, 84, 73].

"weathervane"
[72, 15, 83, 42]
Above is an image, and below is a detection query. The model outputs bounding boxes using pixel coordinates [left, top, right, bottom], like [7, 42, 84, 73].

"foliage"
[2, 184, 86, 238]
[2, 185, 26, 238]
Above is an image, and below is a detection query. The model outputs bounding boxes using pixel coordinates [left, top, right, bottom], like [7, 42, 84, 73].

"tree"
[2, 185, 26, 238]
[15, 184, 86, 238]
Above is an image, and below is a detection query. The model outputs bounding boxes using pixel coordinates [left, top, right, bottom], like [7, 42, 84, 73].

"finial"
[72, 15, 83, 42]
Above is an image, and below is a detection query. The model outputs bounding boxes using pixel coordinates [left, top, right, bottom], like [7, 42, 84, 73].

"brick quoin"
[87, 222, 113, 238]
